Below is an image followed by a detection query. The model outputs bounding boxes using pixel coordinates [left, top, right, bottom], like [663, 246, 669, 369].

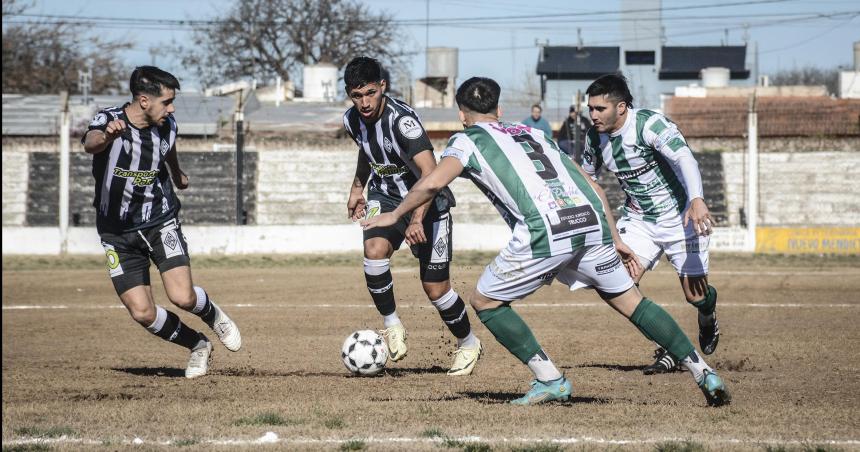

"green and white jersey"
[442, 121, 613, 258]
[582, 109, 704, 224]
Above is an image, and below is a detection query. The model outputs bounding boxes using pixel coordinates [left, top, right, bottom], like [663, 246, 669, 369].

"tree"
[178, 0, 405, 90]
[2, 0, 131, 94]
[770, 65, 842, 95]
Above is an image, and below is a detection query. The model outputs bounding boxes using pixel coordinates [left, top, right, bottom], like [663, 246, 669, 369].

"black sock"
[193, 286, 218, 325]
[365, 270, 396, 316]
[438, 295, 471, 339]
[154, 310, 204, 350]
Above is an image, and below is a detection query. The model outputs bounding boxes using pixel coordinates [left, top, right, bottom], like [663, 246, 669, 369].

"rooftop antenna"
[577, 28, 583, 50]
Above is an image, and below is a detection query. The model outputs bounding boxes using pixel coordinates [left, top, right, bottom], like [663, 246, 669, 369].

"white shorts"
[477, 244, 635, 302]
[616, 216, 710, 277]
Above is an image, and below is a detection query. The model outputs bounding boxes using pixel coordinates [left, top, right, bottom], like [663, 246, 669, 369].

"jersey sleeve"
[342, 111, 360, 146]
[80, 109, 115, 145]
[393, 113, 433, 159]
[580, 128, 602, 181]
[441, 133, 480, 173]
[643, 114, 704, 200]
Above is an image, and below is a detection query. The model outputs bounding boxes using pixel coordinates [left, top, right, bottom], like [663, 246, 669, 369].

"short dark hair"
[531, 104, 542, 111]
[344, 56, 384, 92]
[586, 74, 634, 108]
[130, 66, 180, 99]
[455, 77, 500, 114]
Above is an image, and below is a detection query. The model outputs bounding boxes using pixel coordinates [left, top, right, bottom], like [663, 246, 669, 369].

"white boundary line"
[3, 302, 858, 311]
[3, 433, 859, 448]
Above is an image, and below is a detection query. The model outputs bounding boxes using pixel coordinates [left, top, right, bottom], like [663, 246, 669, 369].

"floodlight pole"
[235, 90, 246, 225]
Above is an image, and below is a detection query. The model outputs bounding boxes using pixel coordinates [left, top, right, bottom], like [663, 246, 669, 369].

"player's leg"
[565, 244, 730, 406]
[364, 233, 407, 360]
[617, 218, 678, 374]
[151, 219, 241, 352]
[102, 232, 210, 378]
[472, 252, 574, 404]
[664, 224, 719, 355]
[416, 210, 481, 375]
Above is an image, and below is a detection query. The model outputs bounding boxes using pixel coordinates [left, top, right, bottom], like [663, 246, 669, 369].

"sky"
[7, 0, 860, 93]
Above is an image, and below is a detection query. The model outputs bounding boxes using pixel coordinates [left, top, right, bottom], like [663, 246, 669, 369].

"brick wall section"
[666, 97, 860, 138]
[23, 151, 257, 226]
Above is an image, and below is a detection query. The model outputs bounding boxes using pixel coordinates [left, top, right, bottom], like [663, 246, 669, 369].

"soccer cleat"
[209, 302, 242, 352]
[381, 324, 408, 362]
[698, 313, 720, 355]
[185, 336, 212, 379]
[447, 338, 482, 376]
[643, 347, 681, 375]
[698, 369, 732, 407]
[510, 377, 572, 405]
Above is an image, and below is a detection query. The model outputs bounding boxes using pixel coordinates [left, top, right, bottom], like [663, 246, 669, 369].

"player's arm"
[348, 149, 371, 220]
[648, 118, 713, 235]
[83, 119, 127, 155]
[573, 162, 642, 278]
[403, 150, 437, 245]
[164, 144, 189, 189]
[362, 156, 462, 231]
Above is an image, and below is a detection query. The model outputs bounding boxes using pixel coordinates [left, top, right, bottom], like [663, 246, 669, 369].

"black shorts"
[99, 218, 191, 295]
[363, 193, 453, 283]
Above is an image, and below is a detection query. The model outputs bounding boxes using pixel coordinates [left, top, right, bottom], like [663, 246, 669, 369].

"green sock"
[477, 305, 542, 364]
[690, 285, 717, 316]
[629, 298, 695, 362]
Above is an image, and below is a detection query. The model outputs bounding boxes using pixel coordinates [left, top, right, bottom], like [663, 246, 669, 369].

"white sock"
[383, 312, 401, 328]
[681, 349, 712, 384]
[458, 332, 478, 348]
[527, 350, 563, 382]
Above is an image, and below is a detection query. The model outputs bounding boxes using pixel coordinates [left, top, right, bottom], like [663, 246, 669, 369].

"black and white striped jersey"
[83, 104, 181, 234]
[343, 96, 454, 207]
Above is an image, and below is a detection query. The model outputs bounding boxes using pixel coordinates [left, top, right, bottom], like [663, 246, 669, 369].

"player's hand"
[104, 119, 127, 142]
[361, 212, 398, 230]
[684, 197, 714, 236]
[172, 168, 189, 190]
[615, 241, 642, 279]
[347, 193, 367, 221]
[404, 222, 427, 246]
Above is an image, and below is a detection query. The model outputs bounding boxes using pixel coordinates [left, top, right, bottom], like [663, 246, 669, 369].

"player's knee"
[422, 282, 450, 301]
[168, 290, 196, 310]
[128, 306, 156, 326]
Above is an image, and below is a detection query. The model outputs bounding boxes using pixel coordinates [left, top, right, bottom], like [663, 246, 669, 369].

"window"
[625, 51, 655, 65]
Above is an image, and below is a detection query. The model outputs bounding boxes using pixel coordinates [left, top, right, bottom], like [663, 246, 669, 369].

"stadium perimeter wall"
[2, 138, 859, 255]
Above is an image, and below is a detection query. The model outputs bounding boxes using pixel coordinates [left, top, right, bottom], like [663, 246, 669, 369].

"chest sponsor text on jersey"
[370, 162, 408, 177]
[113, 168, 159, 186]
[615, 160, 658, 180]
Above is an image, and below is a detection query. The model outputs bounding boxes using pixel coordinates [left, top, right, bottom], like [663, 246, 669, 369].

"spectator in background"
[557, 105, 591, 164]
[522, 103, 553, 140]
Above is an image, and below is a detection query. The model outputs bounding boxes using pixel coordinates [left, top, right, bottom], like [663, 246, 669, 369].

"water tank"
[854, 41, 860, 71]
[426, 47, 458, 79]
[700, 67, 730, 88]
[303, 63, 338, 101]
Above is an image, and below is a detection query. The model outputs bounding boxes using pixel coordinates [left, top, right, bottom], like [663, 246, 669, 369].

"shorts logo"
[398, 116, 424, 140]
[537, 270, 559, 281]
[619, 227, 626, 234]
[425, 263, 448, 271]
[102, 243, 124, 277]
[433, 237, 447, 257]
[164, 231, 177, 250]
[160, 139, 170, 155]
[90, 113, 107, 127]
[160, 224, 183, 259]
[596, 255, 622, 275]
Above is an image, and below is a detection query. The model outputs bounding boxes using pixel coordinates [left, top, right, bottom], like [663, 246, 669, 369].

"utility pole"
[78, 60, 93, 105]
[746, 93, 758, 252]
[235, 91, 246, 225]
[59, 91, 71, 254]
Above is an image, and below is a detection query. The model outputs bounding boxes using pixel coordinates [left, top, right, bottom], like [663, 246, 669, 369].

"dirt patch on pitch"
[3, 253, 859, 450]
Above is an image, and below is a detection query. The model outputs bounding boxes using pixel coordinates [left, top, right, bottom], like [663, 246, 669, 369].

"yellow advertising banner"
[756, 227, 860, 254]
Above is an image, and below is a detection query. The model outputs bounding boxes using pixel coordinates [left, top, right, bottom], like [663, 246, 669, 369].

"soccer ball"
[341, 330, 388, 376]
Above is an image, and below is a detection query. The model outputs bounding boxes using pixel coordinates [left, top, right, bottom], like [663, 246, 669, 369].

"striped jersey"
[582, 108, 701, 224]
[442, 122, 613, 258]
[343, 96, 454, 207]
[83, 104, 180, 234]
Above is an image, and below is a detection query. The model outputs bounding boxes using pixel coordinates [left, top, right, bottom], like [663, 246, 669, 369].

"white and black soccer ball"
[341, 330, 388, 376]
